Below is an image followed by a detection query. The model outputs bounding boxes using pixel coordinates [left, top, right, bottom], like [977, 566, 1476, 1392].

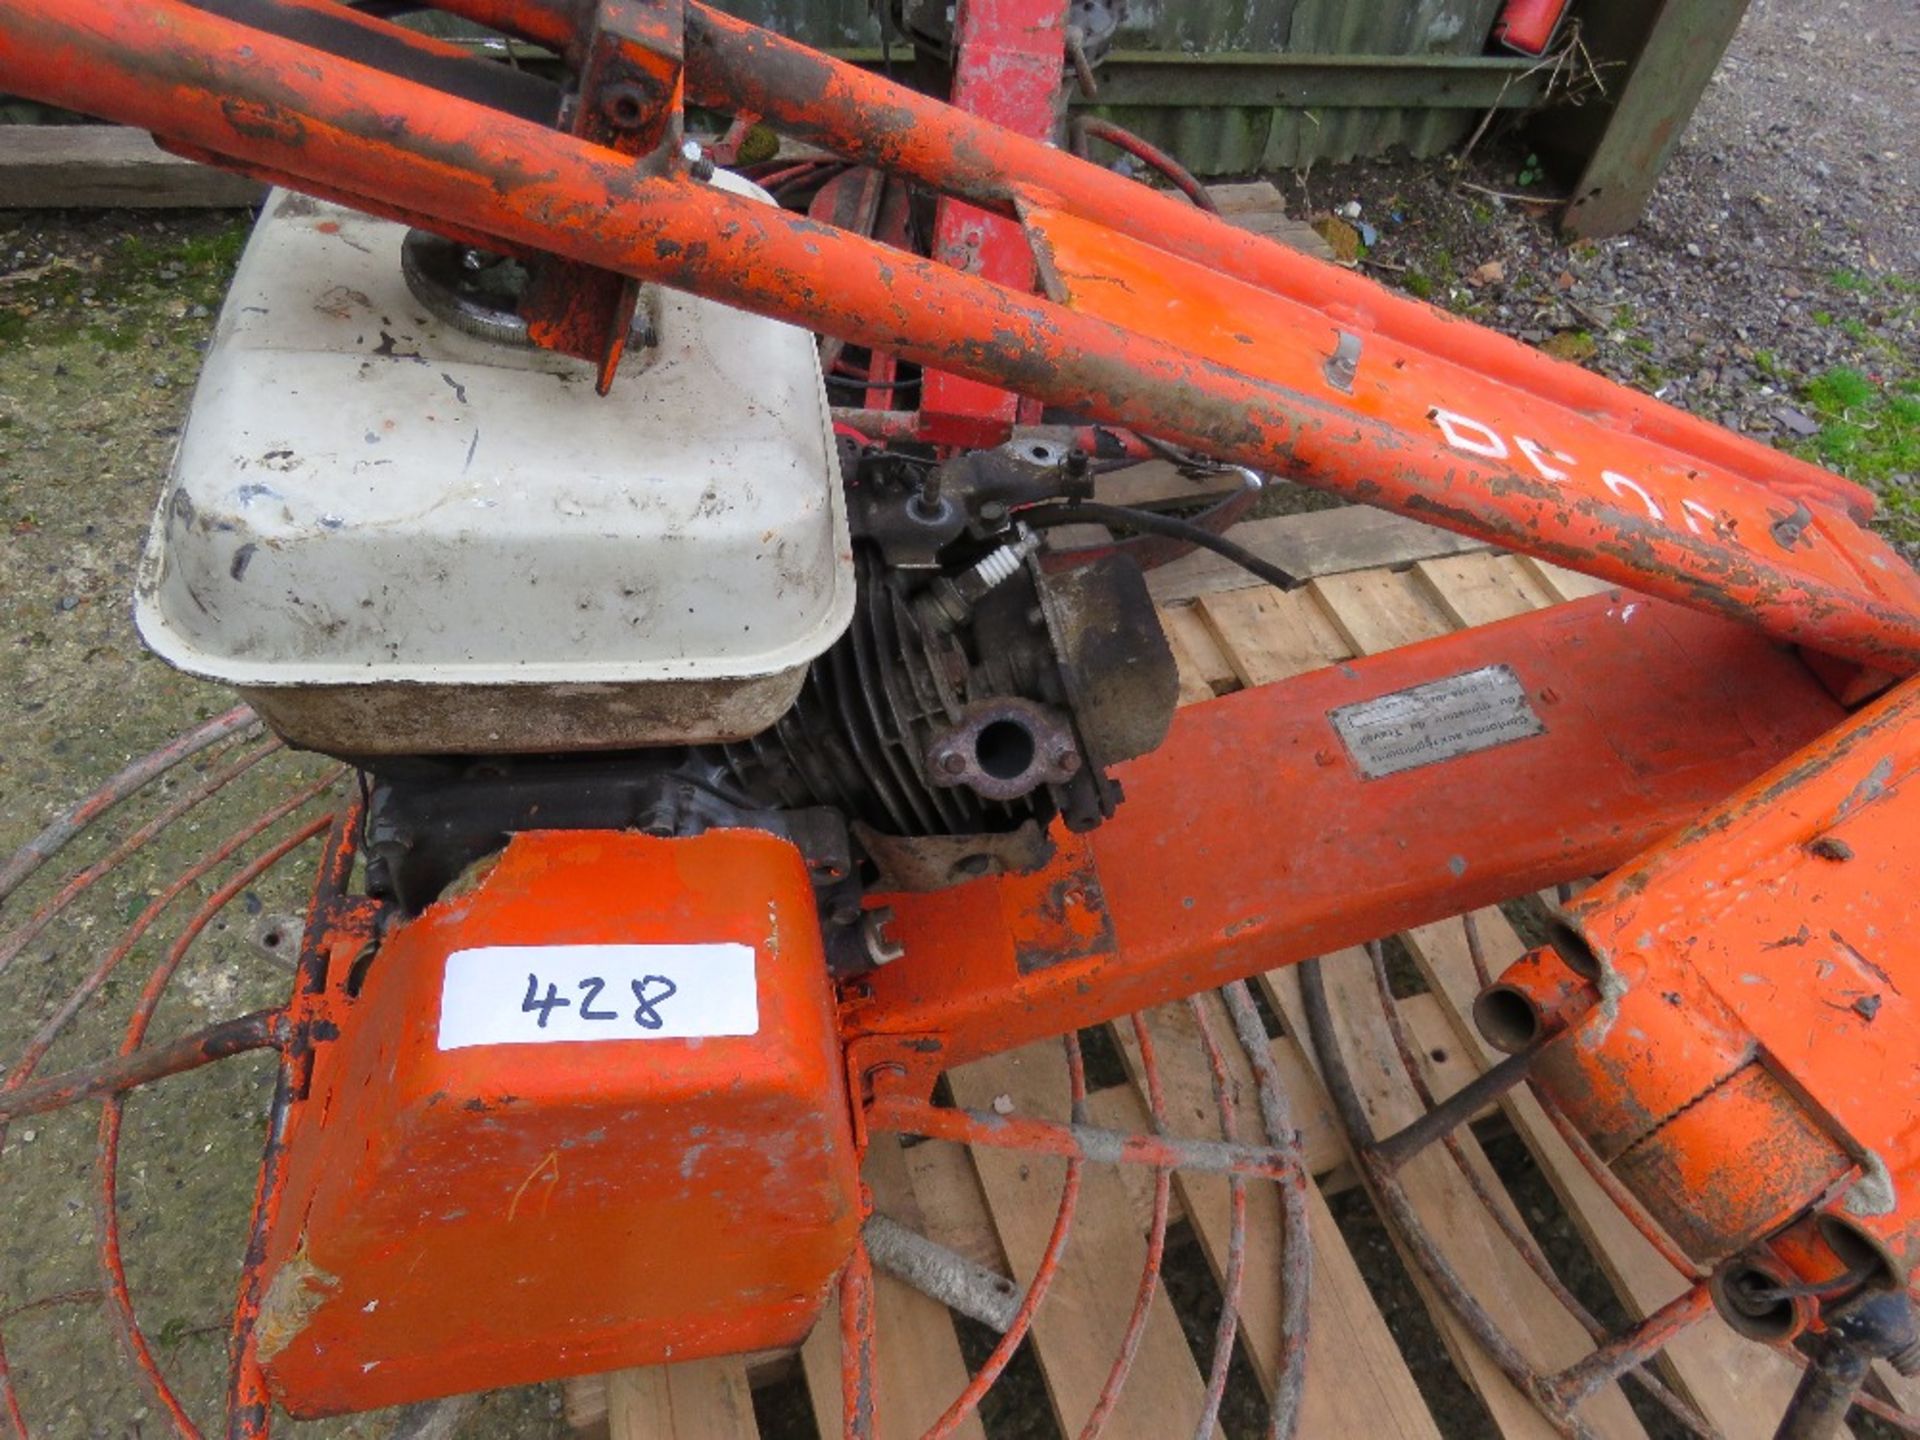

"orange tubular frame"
[3, 0, 1920, 671]
[7, 3, 1920, 1436]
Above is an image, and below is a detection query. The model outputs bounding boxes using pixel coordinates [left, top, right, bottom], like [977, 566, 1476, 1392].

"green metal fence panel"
[715, 0, 1534, 172]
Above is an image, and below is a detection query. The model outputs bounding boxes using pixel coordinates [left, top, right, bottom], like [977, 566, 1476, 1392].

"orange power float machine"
[0, 1, 1917, 1436]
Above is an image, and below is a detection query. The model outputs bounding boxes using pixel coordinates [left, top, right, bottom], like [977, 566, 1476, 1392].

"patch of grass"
[118, 220, 248, 278]
[1792, 366, 1920, 540]
[1, 216, 248, 349]
[1828, 268, 1871, 292]
[1753, 348, 1783, 379]
[1403, 270, 1435, 300]
[1809, 366, 1876, 412]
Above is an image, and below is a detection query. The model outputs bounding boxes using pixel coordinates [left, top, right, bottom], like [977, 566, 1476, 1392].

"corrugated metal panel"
[1094, 0, 1508, 169]
[711, 0, 1513, 171]
[408, 3, 1518, 173]
[719, 1, 885, 45]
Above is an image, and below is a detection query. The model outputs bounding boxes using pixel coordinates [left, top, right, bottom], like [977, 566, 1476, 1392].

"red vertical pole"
[917, 0, 1068, 448]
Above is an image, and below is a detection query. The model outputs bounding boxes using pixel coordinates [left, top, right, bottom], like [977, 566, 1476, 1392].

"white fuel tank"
[136, 184, 853, 756]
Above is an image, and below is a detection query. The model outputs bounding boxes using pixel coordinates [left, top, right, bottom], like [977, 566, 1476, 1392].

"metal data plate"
[1329, 663, 1545, 779]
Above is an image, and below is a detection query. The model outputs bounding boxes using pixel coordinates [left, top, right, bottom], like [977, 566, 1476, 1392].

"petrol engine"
[133, 187, 1175, 1412]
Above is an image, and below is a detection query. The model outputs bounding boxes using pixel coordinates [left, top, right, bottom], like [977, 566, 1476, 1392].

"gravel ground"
[0, 1, 1914, 1435]
[1284, 0, 1917, 550]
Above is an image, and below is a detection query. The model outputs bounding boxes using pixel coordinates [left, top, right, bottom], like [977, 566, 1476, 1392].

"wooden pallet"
[563, 538, 1887, 1440]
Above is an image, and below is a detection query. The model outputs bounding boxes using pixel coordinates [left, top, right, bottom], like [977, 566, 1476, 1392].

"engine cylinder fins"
[714, 544, 1178, 862]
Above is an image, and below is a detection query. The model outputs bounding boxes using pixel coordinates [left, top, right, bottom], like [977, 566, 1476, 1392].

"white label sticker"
[437, 943, 759, 1050]
[1329, 664, 1545, 779]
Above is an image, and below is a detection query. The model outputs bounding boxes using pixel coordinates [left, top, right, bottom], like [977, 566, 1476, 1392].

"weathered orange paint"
[255, 830, 859, 1415]
[4, 0, 1919, 668]
[2, 0, 1920, 1418]
[844, 593, 1849, 1083]
[671, 1, 1876, 527]
[1498, 673, 1920, 1280]
[1024, 202, 1920, 673]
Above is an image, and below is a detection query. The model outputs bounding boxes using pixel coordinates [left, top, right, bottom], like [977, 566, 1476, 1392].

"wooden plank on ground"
[802, 1139, 988, 1440]
[1412, 553, 1558, 629]
[1147, 505, 1492, 605]
[1263, 955, 1647, 1440]
[0, 126, 268, 208]
[1112, 998, 1445, 1440]
[1194, 585, 1352, 687]
[1158, 603, 1238, 700]
[1094, 460, 1242, 511]
[1515, 556, 1616, 603]
[1206, 181, 1336, 258]
[905, 1139, 1009, 1276]
[947, 1042, 1223, 1440]
[603, 1359, 758, 1440]
[1305, 568, 1453, 654]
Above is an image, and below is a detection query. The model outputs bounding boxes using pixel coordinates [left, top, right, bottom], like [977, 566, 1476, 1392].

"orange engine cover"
[255, 828, 861, 1417]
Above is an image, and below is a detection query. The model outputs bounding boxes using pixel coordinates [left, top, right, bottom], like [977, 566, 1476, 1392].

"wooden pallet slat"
[1515, 556, 1617, 604]
[1411, 553, 1559, 629]
[801, 1139, 990, 1440]
[905, 1139, 1013, 1279]
[1144, 504, 1492, 605]
[1304, 568, 1452, 655]
[604, 1359, 759, 1440]
[1192, 584, 1352, 687]
[1111, 999, 1445, 1440]
[1158, 604, 1238, 700]
[1264, 957, 1646, 1440]
[946, 1044, 1225, 1440]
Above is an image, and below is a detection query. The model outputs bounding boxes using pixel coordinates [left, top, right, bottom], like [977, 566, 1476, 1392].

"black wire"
[825, 373, 921, 393]
[1015, 500, 1301, 591]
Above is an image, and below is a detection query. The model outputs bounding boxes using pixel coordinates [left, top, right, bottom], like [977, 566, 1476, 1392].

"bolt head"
[940, 751, 969, 776]
[600, 82, 650, 131]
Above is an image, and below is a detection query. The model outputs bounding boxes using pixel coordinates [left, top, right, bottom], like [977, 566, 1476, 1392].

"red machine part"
[254, 829, 859, 1414]
[918, 0, 1063, 448]
[1495, 0, 1571, 55]
[1482, 672, 1920, 1328]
